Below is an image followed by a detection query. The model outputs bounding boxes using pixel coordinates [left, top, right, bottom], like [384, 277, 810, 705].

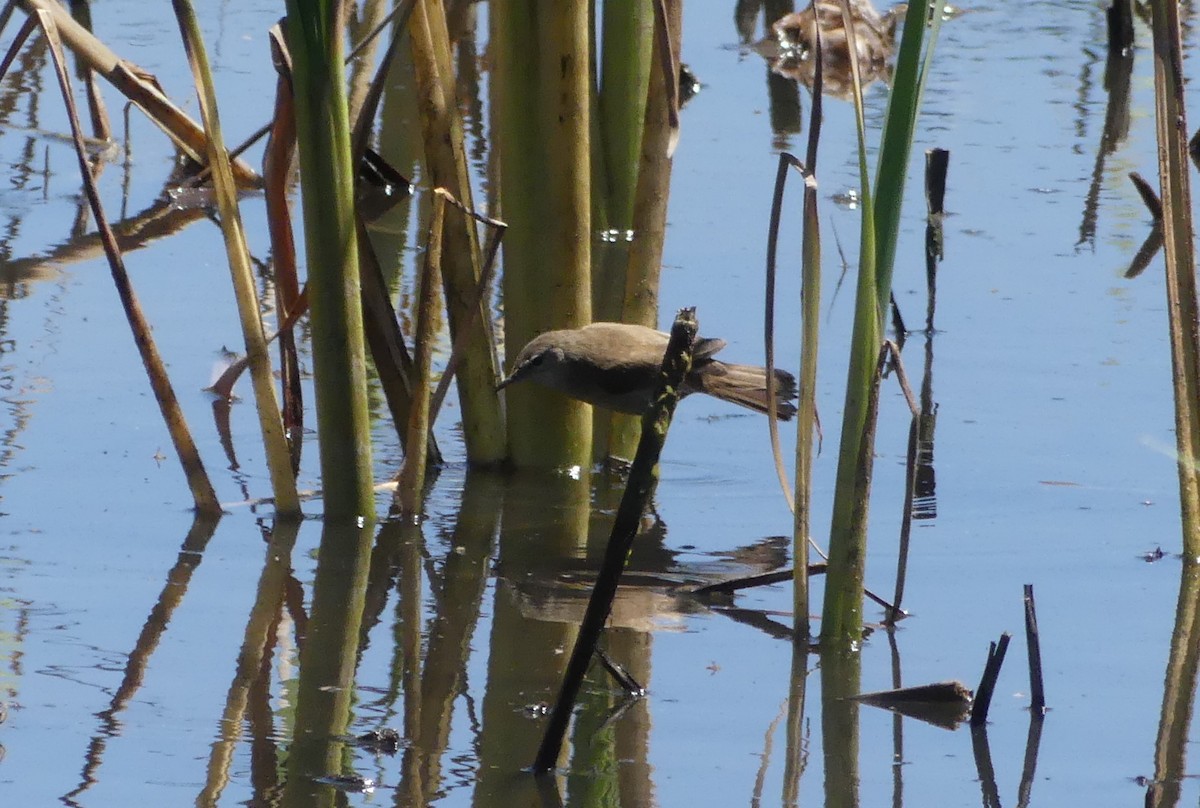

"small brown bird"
[497, 322, 798, 420]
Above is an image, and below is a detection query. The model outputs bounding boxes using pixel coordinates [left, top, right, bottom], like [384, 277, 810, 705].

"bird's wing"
[693, 337, 727, 362]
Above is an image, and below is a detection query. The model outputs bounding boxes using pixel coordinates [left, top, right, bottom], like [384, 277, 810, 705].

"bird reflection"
[754, 1, 959, 98]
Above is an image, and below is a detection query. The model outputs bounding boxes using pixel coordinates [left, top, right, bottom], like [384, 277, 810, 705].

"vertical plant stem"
[495, 0, 593, 467]
[794, 26, 824, 642]
[397, 190, 444, 515]
[410, 0, 507, 466]
[173, 0, 302, 515]
[602, 0, 680, 461]
[1149, 0, 1200, 555]
[872, 0, 945, 304]
[283, 1, 374, 519]
[596, 0, 653, 232]
[591, 0, 654, 460]
[822, 0, 881, 643]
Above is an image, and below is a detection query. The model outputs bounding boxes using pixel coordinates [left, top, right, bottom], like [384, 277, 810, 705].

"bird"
[497, 322, 798, 420]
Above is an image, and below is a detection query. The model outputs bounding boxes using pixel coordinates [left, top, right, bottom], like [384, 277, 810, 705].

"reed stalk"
[596, 1, 654, 235]
[795, 49, 824, 639]
[494, 0, 593, 467]
[409, 0, 507, 466]
[173, 0, 302, 515]
[600, 0, 680, 461]
[822, 0, 945, 641]
[822, 0, 881, 642]
[590, 0, 654, 460]
[396, 190, 444, 515]
[872, 0, 945, 304]
[1148, 0, 1200, 555]
[282, 1, 375, 519]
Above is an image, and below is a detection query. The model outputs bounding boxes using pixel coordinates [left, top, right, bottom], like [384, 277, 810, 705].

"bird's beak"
[495, 373, 516, 392]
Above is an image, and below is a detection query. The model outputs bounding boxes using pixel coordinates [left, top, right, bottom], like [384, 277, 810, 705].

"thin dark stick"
[1107, 0, 1135, 56]
[692, 565, 827, 597]
[924, 148, 948, 334]
[1023, 584, 1046, 713]
[594, 647, 645, 696]
[533, 308, 696, 774]
[970, 633, 1011, 727]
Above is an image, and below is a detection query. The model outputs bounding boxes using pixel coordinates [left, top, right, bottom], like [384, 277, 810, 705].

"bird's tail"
[695, 362, 798, 420]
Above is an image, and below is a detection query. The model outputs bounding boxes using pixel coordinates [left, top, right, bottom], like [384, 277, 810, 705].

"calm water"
[0, 1, 1193, 806]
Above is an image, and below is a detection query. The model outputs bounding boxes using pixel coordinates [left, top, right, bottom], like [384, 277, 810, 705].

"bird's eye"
[529, 354, 544, 367]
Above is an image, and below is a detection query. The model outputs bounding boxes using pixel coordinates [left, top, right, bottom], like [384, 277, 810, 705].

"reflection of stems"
[415, 471, 501, 800]
[1150, 563, 1200, 808]
[398, 521, 425, 806]
[534, 309, 695, 773]
[782, 642, 809, 807]
[64, 515, 219, 807]
[888, 627, 904, 808]
[15, 0, 261, 185]
[1015, 714, 1045, 808]
[820, 642, 860, 808]
[969, 724, 1002, 808]
[283, 522, 375, 803]
[198, 520, 300, 807]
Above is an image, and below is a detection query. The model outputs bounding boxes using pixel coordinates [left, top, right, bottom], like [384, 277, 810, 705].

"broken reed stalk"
[924, 148, 948, 331]
[32, 9, 220, 515]
[410, 0, 507, 466]
[173, 0, 301, 517]
[396, 190, 445, 516]
[1023, 584, 1046, 713]
[1149, 0, 1200, 556]
[15, 0, 260, 186]
[970, 632, 1011, 727]
[284, 0, 375, 519]
[1107, 0, 1135, 56]
[532, 307, 697, 774]
[890, 148, 949, 619]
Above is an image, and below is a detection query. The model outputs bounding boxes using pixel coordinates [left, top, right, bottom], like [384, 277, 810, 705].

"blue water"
[0, 2, 1192, 806]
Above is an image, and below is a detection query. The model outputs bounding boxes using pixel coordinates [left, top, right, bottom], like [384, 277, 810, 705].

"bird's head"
[496, 333, 569, 391]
